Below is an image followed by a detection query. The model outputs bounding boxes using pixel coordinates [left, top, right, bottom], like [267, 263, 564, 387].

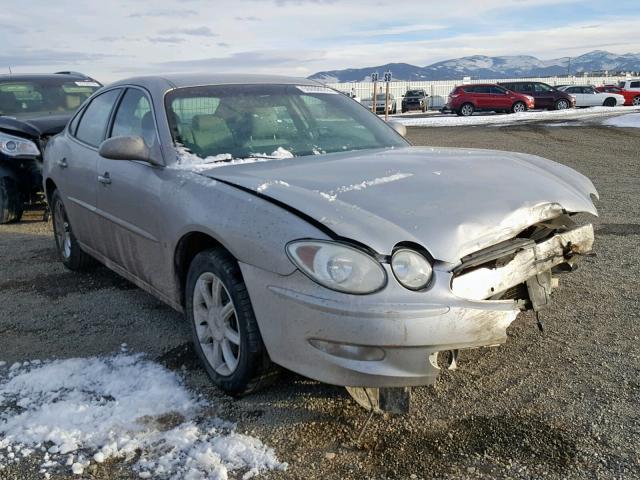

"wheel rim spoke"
[224, 326, 241, 345]
[221, 339, 238, 372]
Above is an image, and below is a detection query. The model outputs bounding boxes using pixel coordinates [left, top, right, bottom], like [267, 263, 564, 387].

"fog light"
[309, 339, 385, 361]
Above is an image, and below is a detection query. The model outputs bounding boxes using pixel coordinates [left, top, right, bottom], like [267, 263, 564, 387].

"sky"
[1, 0, 639, 82]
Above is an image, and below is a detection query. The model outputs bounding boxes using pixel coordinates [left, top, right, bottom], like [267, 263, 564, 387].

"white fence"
[326, 74, 631, 109]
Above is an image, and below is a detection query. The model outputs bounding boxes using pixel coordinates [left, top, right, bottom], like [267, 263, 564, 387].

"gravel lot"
[1, 123, 639, 479]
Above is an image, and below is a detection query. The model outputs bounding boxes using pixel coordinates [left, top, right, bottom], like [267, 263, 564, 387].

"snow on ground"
[0, 354, 286, 479]
[602, 113, 640, 128]
[395, 106, 640, 127]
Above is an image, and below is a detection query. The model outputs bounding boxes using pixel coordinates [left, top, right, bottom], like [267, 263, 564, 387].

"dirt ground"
[1, 123, 639, 479]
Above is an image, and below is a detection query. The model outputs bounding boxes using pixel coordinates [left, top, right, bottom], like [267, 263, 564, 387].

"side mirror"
[99, 136, 162, 166]
[388, 121, 407, 137]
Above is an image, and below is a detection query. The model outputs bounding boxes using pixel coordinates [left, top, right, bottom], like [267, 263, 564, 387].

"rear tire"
[555, 99, 570, 110]
[0, 176, 23, 224]
[186, 248, 277, 396]
[511, 101, 527, 113]
[50, 189, 97, 271]
[603, 97, 616, 107]
[459, 103, 474, 116]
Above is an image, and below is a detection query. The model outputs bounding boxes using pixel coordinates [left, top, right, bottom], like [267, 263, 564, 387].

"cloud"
[234, 16, 260, 21]
[148, 36, 185, 44]
[0, 50, 114, 67]
[158, 27, 218, 37]
[156, 50, 323, 70]
[346, 23, 447, 37]
[128, 9, 197, 18]
[217, 42, 231, 48]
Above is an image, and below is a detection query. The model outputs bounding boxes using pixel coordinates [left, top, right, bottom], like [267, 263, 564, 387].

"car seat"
[191, 114, 234, 153]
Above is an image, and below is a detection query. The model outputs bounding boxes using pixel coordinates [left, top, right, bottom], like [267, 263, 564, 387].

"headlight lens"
[391, 249, 433, 290]
[286, 240, 387, 294]
[0, 132, 39, 157]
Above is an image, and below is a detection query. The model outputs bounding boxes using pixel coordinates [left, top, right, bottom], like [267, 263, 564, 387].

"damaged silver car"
[43, 74, 597, 413]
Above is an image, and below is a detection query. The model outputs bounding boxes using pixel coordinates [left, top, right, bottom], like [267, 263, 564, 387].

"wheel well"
[174, 232, 231, 306]
[44, 178, 57, 202]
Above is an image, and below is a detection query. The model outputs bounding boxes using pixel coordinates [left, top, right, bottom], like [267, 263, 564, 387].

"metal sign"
[383, 71, 392, 83]
[370, 72, 379, 82]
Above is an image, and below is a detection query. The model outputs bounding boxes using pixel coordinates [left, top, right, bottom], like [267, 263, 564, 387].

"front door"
[95, 87, 171, 293]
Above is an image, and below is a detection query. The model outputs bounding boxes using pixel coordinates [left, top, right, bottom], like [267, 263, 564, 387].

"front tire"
[511, 101, 527, 113]
[603, 97, 616, 107]
[50, 189, 96, 271]
[186, 248, 275, 396]
[633, 96, 640, 106]
[555, 99, 570, 110]
[0, 176, 23, 224]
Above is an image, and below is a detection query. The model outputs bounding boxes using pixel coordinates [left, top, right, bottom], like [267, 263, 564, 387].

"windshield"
[166, 84, 408, 160]
[405, 90, 424, 97]
[0, 78, 100, 117]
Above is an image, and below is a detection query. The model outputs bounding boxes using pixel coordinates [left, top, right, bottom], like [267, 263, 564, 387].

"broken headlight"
[391, 249, 433, 290]
[0, 131, 40, 157]
[286, 240, 387, 294]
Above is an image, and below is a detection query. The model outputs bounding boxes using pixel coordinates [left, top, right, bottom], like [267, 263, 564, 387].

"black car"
[0, 72, 101, 223]
[401, 89, 428, 113]
[497, 81, 575, 110]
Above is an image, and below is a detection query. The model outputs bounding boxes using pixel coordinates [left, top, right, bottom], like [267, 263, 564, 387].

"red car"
[595, 85, 640, 106]
[444, 84, 535, 116]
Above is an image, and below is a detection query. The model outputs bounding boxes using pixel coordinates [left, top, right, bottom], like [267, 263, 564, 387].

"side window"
[75, 89, 121, 147]
[111, 88, 156, 147]
[68, 109, 83, 136]
[630, 81, 640, 88]
[474, 86, 490, 94]
[490, 86, 506, 94]
[566, 87, 578, 93]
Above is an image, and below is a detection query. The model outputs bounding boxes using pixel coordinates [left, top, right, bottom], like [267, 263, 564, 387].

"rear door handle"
[98, 172, 111, 185]
[57, 158, 68, 169]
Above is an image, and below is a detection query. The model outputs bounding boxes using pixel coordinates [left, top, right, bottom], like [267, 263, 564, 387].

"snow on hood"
[172, 145, 295, 172]
[197, 146, 598, 264]
[0, 353, 286, 479]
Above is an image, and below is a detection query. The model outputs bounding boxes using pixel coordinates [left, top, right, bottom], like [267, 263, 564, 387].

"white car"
[558, 85, 625, 107]
[362, 93, 397, 114]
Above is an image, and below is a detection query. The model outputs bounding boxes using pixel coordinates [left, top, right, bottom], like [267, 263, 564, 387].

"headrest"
[192, 114, 226, 131]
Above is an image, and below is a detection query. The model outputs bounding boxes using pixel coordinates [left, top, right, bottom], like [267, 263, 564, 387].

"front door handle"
[98, 172, 112, 185]
[57, 158, 68, 169]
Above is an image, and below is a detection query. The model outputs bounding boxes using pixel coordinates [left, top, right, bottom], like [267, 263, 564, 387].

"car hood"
[198, 147, 598, 264]
[0, 113, 71, 139]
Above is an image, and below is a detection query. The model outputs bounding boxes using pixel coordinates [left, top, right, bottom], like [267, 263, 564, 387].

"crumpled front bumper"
[240, 224, 594, 388]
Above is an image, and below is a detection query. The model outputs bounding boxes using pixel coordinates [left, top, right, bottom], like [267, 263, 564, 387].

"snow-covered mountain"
[309, 50, 640, 82]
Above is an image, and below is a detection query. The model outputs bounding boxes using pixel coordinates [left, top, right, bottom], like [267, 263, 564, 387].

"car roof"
[0, 73, 95, 82]
[109, 73, 321, 90]
[459, 83, 499, 87]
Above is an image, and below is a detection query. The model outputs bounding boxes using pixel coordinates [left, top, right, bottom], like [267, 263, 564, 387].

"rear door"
[61, 88, 122, 247]
[95, 87, 170, 292]
[469, 86, 491, 109]
[533, 83, 556, 109]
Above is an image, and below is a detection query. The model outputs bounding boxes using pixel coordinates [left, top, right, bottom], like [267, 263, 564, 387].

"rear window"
[0, 78, 100, 117]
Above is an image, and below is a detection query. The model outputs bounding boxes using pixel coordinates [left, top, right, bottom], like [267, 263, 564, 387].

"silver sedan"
[43, 74, 597, 412]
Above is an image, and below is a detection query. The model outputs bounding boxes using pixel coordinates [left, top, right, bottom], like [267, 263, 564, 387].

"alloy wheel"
[633, 96, 640, 106]
[513, 102, 526, 113]
[556, 100, 569, 110]
[461, 104, 473, 116]
[193, 272, 241, 376]
[53, 200, 72, 260]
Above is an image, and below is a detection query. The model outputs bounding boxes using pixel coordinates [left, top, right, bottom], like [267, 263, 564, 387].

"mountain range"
[309, 50, 640, 83]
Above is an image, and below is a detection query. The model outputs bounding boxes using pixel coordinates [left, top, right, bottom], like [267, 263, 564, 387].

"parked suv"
[444, 84, 534, 116]
[616, 80, 640, 105]
[401, 89, 428, 113]
[498, 81, 575, 110]
[0, 72, 101, 222]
